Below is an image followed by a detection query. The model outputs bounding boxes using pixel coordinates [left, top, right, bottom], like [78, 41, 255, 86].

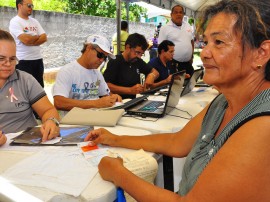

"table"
[118, 87, 218, 133]
[0, 126, 153, 202]
[118, 87, 219, 191]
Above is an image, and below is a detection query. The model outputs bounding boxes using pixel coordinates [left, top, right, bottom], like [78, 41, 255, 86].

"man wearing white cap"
[52, 35, 121, 114]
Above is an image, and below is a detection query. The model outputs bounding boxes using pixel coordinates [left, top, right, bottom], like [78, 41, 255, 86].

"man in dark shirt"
[103, 33, 159, 99]
[148, 40, 175, 88]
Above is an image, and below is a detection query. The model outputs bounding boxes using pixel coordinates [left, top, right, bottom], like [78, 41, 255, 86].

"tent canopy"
[136, 0, 220, 16]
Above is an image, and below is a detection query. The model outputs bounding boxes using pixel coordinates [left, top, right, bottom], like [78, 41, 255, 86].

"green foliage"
[0, 0, 16, 7]
[33, 0, 68, 12]
[0, 0, 67, 12]
[65, 0, 147, 22]
[188, 18, 194, 25]
[0, 0, 147, 22]
[128, 3, 147, 22]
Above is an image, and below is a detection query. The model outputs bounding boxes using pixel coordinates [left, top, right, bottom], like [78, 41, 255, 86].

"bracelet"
[46, 117, 60, 126]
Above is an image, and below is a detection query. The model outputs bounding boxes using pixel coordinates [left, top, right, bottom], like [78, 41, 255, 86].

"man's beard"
[129, 57, 138, 63]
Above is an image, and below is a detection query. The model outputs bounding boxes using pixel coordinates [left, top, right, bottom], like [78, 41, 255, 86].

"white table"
[118, 87, 218, 133]
[0, 126, 153, 202]
[118, 87, 219, 191]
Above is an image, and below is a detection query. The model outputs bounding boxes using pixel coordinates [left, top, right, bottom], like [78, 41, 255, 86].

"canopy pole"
[116, 0, 121, 55]
[126, 1, 129, 23]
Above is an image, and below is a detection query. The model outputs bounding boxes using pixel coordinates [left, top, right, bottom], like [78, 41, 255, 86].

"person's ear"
[253, 40, 270, 68]
[125, 44, 130, 50]
[18, 3, 22, 9]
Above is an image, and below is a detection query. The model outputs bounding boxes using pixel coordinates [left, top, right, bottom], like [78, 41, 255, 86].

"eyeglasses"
[172, 11, 184, 15]
[93, 47, 107, 60]
[132, 48, 145, 57]
[0, 56, 18, 66]
[22, 3, 34, 9]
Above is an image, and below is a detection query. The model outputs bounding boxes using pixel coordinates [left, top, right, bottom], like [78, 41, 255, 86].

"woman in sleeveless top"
[84, 0, 270, 201]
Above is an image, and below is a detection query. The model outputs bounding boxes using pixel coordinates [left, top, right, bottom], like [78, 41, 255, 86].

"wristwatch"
[46, 117, 60, 126]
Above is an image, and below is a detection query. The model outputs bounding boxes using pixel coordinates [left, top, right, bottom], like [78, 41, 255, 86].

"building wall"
[0, 6, 156, 69]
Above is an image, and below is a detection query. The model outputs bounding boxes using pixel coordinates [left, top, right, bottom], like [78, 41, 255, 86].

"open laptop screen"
[181, 69, 204, 97]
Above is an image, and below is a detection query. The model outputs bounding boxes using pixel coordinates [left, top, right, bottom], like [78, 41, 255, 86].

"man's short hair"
[125, 33, 148, 51]
[158, 40, 175, 54]
[16, 0, 23, 10]
[171, 5, 185, 14]
[121, 21, 128, 30]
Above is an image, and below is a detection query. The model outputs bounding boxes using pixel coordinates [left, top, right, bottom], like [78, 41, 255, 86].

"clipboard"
[10, 126, 93, 146]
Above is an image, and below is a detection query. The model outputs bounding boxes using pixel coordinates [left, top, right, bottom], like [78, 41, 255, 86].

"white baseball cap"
[86, 35, 115, 59]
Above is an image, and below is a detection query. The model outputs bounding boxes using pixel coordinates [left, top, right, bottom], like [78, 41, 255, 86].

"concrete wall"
[0, 6, 156, 70]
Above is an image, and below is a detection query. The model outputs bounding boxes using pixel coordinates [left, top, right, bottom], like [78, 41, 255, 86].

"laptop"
[109, 95, 149, 110]
[126, 71, 186, 118]
[140, 84, 169, 95]
[180, 68, 204, 97]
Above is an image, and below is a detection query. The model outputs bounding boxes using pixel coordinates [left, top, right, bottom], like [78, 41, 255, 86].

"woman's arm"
[31, 96, 60, 142]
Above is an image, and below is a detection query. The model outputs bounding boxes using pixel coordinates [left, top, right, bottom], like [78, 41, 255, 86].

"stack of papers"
[2, 147, 98, 197]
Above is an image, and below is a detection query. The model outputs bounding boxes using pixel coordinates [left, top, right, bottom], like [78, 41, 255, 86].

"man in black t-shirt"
[104, 33, 159, 99]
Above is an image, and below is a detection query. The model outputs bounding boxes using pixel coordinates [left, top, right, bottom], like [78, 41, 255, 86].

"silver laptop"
[181, 68, 204, 97]
[126, 71, 186, 118]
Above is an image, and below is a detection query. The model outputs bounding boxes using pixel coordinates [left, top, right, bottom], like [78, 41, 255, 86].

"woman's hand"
[40, 119, 60, 142]
[0, 131, 7, 146]
[98, 156, 125, 186]
[84, 128, 117, 146]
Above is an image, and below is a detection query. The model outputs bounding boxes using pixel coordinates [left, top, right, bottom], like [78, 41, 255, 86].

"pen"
[116, 187, 126, 202]
[140, 73, 145, 86]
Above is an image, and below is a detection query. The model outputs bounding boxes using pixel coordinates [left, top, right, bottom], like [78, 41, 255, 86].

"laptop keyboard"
[139, 101, 164, 112]
[111, 95, 148, 110]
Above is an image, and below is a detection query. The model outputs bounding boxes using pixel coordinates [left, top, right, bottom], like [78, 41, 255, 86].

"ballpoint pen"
[140, 73, 145, 86]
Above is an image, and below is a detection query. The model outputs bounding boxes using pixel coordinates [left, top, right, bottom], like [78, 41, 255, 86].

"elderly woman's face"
[0, 40, 16, 82]
[201, 12, 254, 88]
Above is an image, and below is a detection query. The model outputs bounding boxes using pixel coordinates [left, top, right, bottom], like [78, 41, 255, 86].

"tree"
[34, 0, 68, 12]
[0, 0, 67, 12]
[65, 0, 147, 22]
[0, 0, 147, 22]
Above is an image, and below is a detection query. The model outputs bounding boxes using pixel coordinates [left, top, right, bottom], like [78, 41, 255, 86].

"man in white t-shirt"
[9, 0, 47, 87]
[52, 35, 122, 115]
[158, 5, 194, 76]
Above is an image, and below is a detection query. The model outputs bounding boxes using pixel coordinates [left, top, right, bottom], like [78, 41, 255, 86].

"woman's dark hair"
[158, 40, 175, 54]
[199, 0, 270, 80]
[0, 29, 15, 43]
[125, 33, 148, 51]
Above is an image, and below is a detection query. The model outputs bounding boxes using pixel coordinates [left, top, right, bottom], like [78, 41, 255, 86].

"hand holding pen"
[130, 84, 144, 94]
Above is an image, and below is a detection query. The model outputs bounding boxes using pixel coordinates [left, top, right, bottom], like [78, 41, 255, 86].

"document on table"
[2, 147, 98, 197]
[121, 149, 158, 202]
[77, 144, 158, 202]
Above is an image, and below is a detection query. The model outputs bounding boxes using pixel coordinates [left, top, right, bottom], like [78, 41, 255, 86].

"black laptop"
[140, 84, 169, 95]
[180, 68, 204, 97]
[126, 71, 186, 118]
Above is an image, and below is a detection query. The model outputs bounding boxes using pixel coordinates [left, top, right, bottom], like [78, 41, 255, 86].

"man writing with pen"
[53, 35, 122, 116]
[103, 33, 159, 99]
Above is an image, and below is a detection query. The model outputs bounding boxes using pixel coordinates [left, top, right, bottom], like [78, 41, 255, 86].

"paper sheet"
[2, 147, 98, 197]
[123, 150, 158, 202]
[106, 149, 158, 202]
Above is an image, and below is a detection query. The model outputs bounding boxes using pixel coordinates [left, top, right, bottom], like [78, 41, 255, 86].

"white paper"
[77, 142, 109, 167]
[2, 147, 98, 197]
[122, 149, 158, 202]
